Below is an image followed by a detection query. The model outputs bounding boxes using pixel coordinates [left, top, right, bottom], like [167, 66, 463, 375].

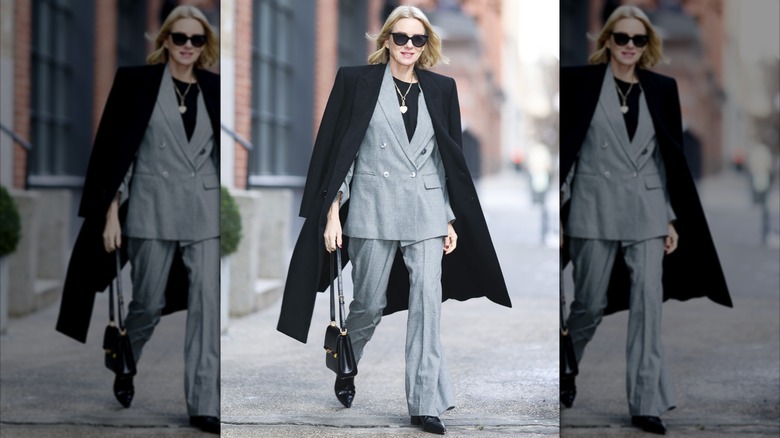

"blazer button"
[421, 148, 427, 154]
[191, 172, 196, 177]
[641, 148, 648, 155]
[410, 172, 416, 178]
[322, 190, 327, 198]
[601, 142, 607, 149]
[383, 171, 389, 178]
[380, 142, 387, 149]
[162, 171, 169, 177]
[200, 148, 206, 155]
[161, 142, 166, 148]
[632, 172, 638, 177]
[603, 171, 610, 178]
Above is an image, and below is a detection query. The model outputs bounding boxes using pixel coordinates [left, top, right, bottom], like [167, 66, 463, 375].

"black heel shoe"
[334, 376, 355, 408]
[561, 376, 576, 408]
[411, 416, 446, 435]
[113, 374, 134, 408]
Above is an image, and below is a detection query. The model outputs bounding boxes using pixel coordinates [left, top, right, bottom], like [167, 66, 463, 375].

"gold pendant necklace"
[615, 80, 635, 114]
[174, 80, 194, 114]
[393, 76, 414, 114]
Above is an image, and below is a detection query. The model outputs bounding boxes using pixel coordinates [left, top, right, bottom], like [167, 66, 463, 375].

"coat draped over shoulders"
[560, 63, 732, 315]
[278, 64, 512, 344]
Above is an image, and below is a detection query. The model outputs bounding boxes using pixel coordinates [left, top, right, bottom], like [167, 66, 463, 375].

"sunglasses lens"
[613, 33, 629, 46]
[411, 35, 428, 47]
[633, 35, 649, 47]
[170, 33, 187, 46]
[391, 33, 409, 46]
[190, 35, 207, 47]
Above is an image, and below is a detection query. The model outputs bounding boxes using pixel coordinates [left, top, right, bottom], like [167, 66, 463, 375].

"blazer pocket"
[202, 173, 220, 189]
[423, 174, 442, 190]
[644, 174, 662, 190]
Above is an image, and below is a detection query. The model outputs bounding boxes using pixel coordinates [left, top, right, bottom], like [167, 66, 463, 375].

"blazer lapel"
[598, 67, 639, 167]
[377, 64, 418, 164]
[158, 65, 197, 168]
[335, 65, 384, 167]
[631, 90, 656, 166]
[188, 91, 213, 168]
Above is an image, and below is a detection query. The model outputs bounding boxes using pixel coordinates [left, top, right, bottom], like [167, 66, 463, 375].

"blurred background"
[560, 0, 780, 436]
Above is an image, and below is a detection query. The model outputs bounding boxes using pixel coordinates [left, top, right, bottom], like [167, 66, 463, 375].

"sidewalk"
[0, 271, 212, 436]
[220, 169, 561, 437]
[560, 170, 780, 437]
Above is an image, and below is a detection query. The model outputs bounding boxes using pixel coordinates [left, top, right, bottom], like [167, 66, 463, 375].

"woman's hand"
[103, 196, 122, 253]
[323, 196, 342, 253]
[664, 223, 678, 255]
[444, 222, 457, 255]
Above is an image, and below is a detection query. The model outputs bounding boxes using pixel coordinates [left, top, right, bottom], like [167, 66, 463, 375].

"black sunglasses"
[611, 32, 649, 48]
[170, 32, 207, 48]
[390, 32, 429, 48]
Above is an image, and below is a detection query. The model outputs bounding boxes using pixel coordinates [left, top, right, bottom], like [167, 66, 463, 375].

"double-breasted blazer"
[341, 64, 454, 243]
[56, 63, 220, 343]
[560, 63, 732, 314]
[277, 64, 512, 343]
[565, 65, 675, 241]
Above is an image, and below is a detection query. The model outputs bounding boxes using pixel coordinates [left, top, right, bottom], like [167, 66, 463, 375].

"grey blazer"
[341, 65, 455, 244]
[565, 67, 675, 241]
[123, 66, 220, 242]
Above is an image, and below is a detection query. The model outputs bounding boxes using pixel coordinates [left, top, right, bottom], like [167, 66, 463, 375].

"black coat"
[560, 63, 732, 314]
[56, 64, 220, 343]
[277, 64, 513, 343]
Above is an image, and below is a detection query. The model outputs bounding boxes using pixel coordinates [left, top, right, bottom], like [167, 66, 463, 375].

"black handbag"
[103, 250, 137, 376]
[323, 249, 357, 379]
[560, 256, 578, 380]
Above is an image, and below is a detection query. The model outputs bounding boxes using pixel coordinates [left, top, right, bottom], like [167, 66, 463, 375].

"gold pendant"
[620, 105, 628, 114]
[179, 105, 187, 114]
[400, 105, 408, 114]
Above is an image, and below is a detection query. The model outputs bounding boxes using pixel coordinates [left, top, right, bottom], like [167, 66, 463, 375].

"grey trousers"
[125, 237, 220, 417]
[346, 237, 455, 416]
[567, 237, 675, 416]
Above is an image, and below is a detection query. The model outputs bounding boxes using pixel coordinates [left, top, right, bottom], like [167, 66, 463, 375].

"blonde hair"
[367, 6, 448, 69]
[146, 5, 219, 68]
[588, 5, 665, 69]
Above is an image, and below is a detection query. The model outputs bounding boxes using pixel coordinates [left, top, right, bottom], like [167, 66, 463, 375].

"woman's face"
[164, 18, 206, 70]
[384, 18, 426, 70]
[607, 18, 647, 69]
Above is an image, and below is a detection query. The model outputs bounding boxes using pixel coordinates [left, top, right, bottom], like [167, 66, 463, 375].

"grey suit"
[340, 65, 455, 416]
[564, 67, 675, 416]
[122, 66, 220, 417]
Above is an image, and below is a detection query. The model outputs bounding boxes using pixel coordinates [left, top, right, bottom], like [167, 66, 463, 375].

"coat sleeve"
[299, 68, 347, 218]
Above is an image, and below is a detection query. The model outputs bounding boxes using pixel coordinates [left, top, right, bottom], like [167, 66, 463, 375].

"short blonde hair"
[588, 5, 665, 69]
[146, 5, 219, 69]
[367, 6, 448, 69]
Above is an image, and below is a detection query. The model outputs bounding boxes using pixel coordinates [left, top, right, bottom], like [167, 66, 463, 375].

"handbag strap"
[108, 265, 116, 324]
[336, 249, 347, 332]
[329, 252, 336, 323]
[114, 250, 127, 332]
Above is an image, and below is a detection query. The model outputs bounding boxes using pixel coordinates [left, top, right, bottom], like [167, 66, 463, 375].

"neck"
[168, 61, 196, 83]
[389, 61, 416, 83]
[610, 60, 637, 83]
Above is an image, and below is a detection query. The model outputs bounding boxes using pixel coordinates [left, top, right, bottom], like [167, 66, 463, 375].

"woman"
[56, 6, 220, 434]
[559, 6, 732, 435]
[277, 5, 511, 435]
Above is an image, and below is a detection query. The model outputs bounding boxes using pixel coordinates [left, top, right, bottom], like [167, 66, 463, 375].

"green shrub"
[0, 186, 22, 258]
[220, 186, 242, 257]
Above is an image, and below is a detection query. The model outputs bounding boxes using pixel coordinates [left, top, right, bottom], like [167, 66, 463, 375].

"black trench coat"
[560, 63, 732, 314]
[277, 64, 513, 343]
[56, 64, 220, 343]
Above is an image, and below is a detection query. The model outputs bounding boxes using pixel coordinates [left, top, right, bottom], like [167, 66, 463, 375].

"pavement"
[2, 168, 778, 437]
[560, 170, 780, 437]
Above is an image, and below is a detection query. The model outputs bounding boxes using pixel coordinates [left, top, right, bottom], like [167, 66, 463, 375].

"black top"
[173, 78, 199, 141]
[615, 77, 640, 142]
[393, 77, 421, 141]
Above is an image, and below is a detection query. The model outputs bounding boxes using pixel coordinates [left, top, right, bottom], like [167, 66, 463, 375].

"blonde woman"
[559, 6, 731, 435]
[277, 5, 511, 435]
[58, 6, 221, 434]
